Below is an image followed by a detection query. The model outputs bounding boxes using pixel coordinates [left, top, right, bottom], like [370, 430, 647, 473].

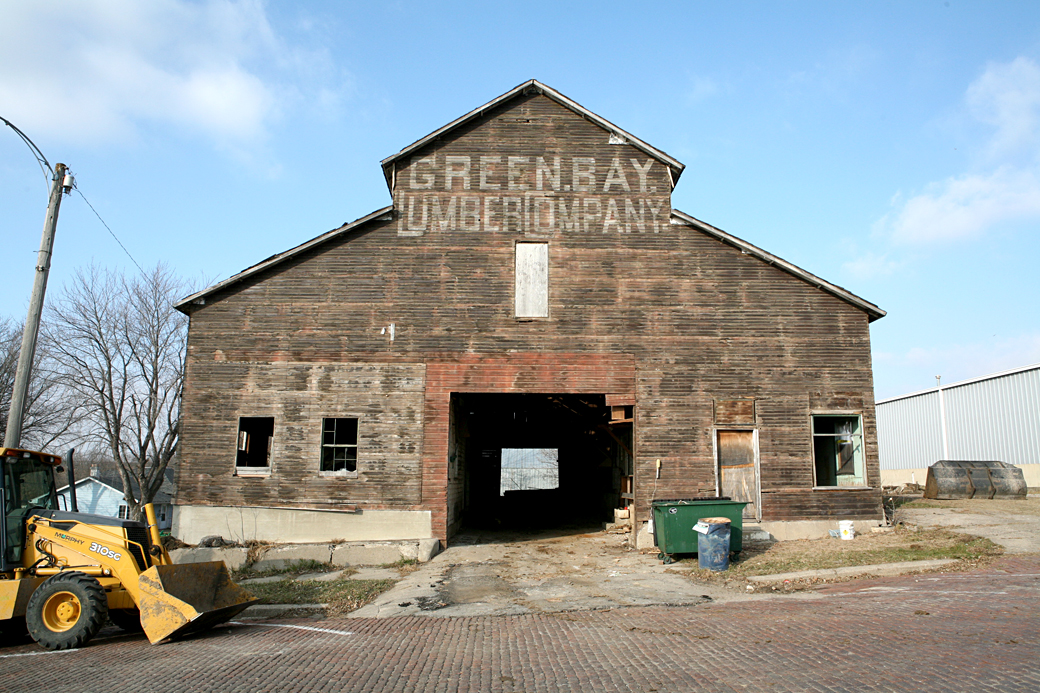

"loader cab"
[1, 448, 61, 571]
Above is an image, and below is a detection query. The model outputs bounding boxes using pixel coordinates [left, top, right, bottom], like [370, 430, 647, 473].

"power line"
[0, 115, 53, 185]
[2, 115, 147, 277]
[72, 183, 147, 277]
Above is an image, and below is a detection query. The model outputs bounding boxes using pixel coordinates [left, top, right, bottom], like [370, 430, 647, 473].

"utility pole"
[4, 162, 72, 449]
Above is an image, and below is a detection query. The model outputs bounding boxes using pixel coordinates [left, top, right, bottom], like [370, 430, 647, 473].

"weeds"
[381, 558, 421, 574]
[234, 559, 347, 580]
[244, 577, 395, 615]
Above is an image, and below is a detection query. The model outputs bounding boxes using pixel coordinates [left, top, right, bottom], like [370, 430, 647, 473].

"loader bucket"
[136, 561, 258, 644]
[923, 461, 1028, 501]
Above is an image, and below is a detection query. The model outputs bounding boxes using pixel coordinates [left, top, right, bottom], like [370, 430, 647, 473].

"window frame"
[235, 416, 274, 476]
[319, 417, 360, 477]
[810, 413, 869, 489]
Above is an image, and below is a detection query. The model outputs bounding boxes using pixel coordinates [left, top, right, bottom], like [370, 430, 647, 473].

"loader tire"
[26, 571, 108, 650]
[108, 608, 143, 632]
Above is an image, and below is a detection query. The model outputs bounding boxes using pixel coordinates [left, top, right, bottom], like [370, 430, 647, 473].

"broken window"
[812, 415, 865, 487]
[236, 417, 273, 469]
[500, 448, 559, 495]
[515, 242, 548, 318]
[321, 418, 358, 473]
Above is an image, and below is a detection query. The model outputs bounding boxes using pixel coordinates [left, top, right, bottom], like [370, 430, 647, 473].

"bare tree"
[0, 318, 79, 449]
[45, 264, 189, 520]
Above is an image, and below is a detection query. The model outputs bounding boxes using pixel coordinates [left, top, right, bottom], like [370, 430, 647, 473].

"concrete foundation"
[172, 505, 433, 545]
[170, 538, 441, 570]
[755, 518, 885, 541]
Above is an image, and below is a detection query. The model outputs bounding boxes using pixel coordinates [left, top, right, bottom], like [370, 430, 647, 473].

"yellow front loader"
[0, 447, 257, 650]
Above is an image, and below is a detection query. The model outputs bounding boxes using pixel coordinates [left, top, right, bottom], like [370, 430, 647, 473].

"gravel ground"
[895, 497, 1040, 553]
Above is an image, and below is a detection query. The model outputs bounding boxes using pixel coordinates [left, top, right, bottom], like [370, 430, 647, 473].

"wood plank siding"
[177, 84, 883, 543]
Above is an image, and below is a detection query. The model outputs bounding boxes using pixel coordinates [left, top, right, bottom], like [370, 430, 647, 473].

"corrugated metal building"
[877, 363, 1040, 488]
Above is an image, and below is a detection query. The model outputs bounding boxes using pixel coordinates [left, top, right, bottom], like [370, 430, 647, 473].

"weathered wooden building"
[173, 80, 886, 546]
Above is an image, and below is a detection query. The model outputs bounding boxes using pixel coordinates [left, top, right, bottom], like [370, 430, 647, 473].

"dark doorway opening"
[448, 393, 633, 534]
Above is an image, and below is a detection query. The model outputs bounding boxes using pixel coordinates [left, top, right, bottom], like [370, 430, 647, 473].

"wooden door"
[717, 430, 759, 520]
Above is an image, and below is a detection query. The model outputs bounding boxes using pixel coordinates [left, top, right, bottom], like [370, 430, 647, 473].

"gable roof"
[56, 476, 123, 497]
[176, 81, 882, 323]
[671, 209, 885, 322]
[379, 79, 686, 192]
[57, 466, 177, 504]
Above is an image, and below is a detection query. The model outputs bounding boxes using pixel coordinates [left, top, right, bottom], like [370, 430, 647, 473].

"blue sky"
[2, 0, 1038, 400]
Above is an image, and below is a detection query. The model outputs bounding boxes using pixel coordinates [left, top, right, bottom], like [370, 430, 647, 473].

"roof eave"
[175, 205, 394, 314]
[877, 362, 1040, 404]
[379, 79, 685, 192]
[671, 209, 886, 322]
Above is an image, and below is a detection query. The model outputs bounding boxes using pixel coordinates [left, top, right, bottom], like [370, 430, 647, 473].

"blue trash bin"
[696, 517, 732, 571]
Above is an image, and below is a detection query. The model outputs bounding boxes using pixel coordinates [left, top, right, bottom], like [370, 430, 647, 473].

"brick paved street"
[2, 556, 1037, 693]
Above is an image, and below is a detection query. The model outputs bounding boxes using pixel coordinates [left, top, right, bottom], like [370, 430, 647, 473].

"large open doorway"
[448, 393, 632, 534]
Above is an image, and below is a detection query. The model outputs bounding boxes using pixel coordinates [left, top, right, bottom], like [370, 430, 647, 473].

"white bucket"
[839, 520, 855, 541]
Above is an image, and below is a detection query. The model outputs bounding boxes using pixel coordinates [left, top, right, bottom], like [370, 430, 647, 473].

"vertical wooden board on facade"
[715, 399, 756, 425]
[717, 430, 759, 519]
[515, 242, 548, 318]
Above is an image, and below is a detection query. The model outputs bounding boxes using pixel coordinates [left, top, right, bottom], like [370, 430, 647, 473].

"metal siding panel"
[878, 366, 1040, 470]
[945, 367, 1040, 466]
[877, 391, 943, 469]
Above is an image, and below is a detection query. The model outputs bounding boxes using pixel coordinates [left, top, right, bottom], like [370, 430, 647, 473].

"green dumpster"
[652, 498, 749, 560]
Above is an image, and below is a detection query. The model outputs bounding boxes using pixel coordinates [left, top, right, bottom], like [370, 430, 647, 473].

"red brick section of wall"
[422, 353, 635, 543]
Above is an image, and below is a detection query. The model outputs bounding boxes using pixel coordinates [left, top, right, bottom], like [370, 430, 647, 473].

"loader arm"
[27, 507, 256, 644]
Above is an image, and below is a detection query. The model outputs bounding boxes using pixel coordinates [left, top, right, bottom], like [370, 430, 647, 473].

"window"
[515, 242, 548, 318]
[321, 418, 359, 473]
[500, 448, 559, 495]
[237, 417, 273, 469]
[812, 415, 866, 487]
[118, 505, 130, 520]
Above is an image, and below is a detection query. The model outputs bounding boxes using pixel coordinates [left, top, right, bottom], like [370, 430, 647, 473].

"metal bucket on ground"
[136, 562, 258, 644]
[696, 517, 731, 571]
[924, 461, 1027, 500]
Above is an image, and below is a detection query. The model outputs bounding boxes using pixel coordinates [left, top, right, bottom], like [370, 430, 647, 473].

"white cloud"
[891, 166, 1040, 243]
[889, 333, 1040, 384]
[687, 76, 718, 104]
[966, 56, 1040, 162]
[841, 251, 901, 280]
[0, 0, 343, 151]
[880, 57, 1040, 245]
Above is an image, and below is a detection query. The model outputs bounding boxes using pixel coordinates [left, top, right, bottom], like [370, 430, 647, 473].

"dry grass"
[232, 559, 347, 580]
[381, 558, 422, 574]
[234, 559, 410, 613]
[244, 578, 395, 615]
[679, 525, 1002, 588]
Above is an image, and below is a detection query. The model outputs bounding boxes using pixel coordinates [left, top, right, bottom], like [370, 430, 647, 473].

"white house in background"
[876, 363, 1040, 489]
[57, 470, 175, 531]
